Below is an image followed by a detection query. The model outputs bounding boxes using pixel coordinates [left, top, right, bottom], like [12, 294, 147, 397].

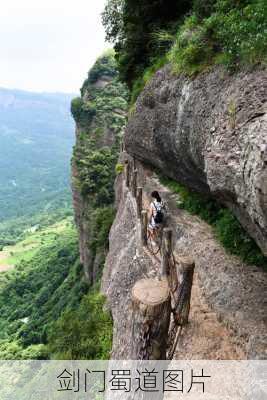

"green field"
[0, 217, 74, 270]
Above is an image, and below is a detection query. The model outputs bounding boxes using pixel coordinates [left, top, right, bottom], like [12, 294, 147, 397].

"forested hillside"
[0, 219, 112, 359]
[0, 88, 75, 222]
[0, 53, 127, 360]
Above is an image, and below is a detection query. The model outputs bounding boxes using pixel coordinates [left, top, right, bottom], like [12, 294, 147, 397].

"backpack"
[153, 201, 164, 224]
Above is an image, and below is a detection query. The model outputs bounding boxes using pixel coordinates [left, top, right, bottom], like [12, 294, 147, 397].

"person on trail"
[148, 190, 166, 242]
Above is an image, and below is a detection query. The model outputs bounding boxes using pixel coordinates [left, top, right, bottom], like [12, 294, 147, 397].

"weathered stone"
[125, 65, 267, 255]
[102, 161, 267, 359]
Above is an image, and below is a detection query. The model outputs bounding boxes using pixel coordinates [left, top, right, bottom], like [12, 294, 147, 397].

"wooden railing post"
[124, 160, 130, 188]
[160, 228, 173, 278]
[136, 187, 143, 219]
[173, 257, 195, 325]
[131, 169, 138, 198]
[133, 156, 136, 170]
[141, 210, 148, 246]
[131, 278, 171, 359]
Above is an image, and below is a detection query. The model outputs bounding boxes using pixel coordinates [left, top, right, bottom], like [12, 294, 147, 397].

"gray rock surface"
[125, 65, 267, 255]
[102, 159, 267, 359]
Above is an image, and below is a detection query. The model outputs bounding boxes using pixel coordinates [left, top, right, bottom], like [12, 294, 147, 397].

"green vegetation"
[89, 207, 115, 256]
[130, 55, 168, 104]
[115, 163, 124, 174]
[0, 223, 80, 359]
[169, 0, 267, 75]
[0, 207, 73, 248]
[102, 1, 266, 267]
[0, 88, 75, 222]
[0, 218, 73, 268]
[75, 144, 118, 205]
[71, 97, 96, 128]
[53, 52, 129, 361]
[103, 1, 267, 100]
[81, 49, 118, 90]
[160, 175, 267, 268]
[0, 221, 113, 359]
[72, 52, 128, 209]
[71, 53, 128, 133]
[102, 0, 192, 89]
[48, 286, 112, 359]
[0, 54, 124, 361]
[70, 53, 127, 288]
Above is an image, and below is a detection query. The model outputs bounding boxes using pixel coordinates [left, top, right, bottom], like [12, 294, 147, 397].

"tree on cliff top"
[80, 49, 118, 95]
[102, 0, 193, 89]
[103, 0, 267, 95]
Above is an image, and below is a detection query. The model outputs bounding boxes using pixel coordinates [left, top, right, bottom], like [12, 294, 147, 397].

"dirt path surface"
[174, 272, 245, 359]
[143, 245, 244, 359]
[144, 168, 266, 359]
[102, 156, 267, 359]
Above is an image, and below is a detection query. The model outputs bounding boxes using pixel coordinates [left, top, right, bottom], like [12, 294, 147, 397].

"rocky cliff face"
[72, 58, 267, 359]
[71, 53, 128, 283]
[125, 65, 267, 255]
[101, 64, 267, 360]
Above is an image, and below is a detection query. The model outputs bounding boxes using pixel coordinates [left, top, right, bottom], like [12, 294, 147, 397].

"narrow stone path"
[142, 215, 244, 359]
[139, 167, 266, 359]
[103, 158, 266, 359]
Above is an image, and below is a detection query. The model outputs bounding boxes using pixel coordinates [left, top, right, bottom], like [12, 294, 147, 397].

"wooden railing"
[122, 158, 195, 360]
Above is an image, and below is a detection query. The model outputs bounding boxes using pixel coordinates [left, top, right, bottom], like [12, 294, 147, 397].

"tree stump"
[136, 187, 143, 218]
[160, 228, 173, 278]
[133, 156, 136, 170]
[124, 161, 130, 187]
[131, 278, 171, 359]
[173, 257, 195, 325]
[141, 210, 148, 246]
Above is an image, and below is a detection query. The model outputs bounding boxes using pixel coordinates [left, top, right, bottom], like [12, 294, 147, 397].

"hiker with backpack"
[148, 190, 166, 242]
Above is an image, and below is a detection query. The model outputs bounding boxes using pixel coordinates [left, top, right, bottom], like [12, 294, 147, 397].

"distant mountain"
[0, 88, 76, 221]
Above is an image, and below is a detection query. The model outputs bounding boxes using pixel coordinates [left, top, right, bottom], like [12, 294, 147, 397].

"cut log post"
[133, 156, 136, 170]
[124, 161, 130, 188]
[136, 187, 143, 219]
[131, 169, 138, 198]
[131, 278, 171, 359]
[160, 228, 173, 278]
[173, 257, 195, 326]
[141, 210, 148, 246]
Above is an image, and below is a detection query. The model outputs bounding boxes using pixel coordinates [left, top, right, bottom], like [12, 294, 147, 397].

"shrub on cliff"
[48, 288, 112, 359]
[169, 0, 267, 74]
[76, 147, 117, 206]
[102, 0, 193, 89]
[71, 97, 96, 127]
[103, 0, 266, 99]
[72, 53, 128, 208]
[81, 50, 118, 95]
[89, 52, 117, 83]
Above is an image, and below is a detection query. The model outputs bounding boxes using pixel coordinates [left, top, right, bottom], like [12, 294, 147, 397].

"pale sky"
[0, 0, 109, 93]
